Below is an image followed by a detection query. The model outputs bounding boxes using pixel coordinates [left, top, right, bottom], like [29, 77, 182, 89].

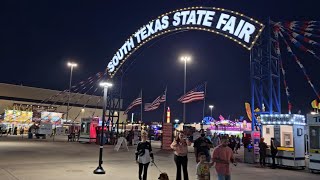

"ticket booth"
[260, 114, 306, 168]
[79, 117, 99, 143]
[243, 131, 260, 163]
[307, 114, 320, 172]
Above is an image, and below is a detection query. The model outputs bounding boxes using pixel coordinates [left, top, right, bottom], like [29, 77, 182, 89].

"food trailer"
[307, 114, 320, 172]
[260, 114, 306, 169]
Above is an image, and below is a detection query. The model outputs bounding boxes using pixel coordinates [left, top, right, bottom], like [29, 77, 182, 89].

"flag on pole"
[144, 90, 166, 111]
[177, 83, 205, 103]
[124, 93, 142, 115]
[219, 115, 225, 120]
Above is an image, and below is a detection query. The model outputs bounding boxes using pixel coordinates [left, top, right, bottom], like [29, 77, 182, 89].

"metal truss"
[250, 20, 281, 130]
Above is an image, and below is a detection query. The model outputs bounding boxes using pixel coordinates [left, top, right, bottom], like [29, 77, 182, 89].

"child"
[196, 152, 211, 180]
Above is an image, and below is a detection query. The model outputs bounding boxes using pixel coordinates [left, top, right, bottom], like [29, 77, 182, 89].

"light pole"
[66, 62, 77, 122]
[180, 56, 191, 123]
[209, 105, 214, 117]
[93, 81, 112, 174]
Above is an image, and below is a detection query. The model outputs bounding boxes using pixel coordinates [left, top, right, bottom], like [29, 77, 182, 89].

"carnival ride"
[250, 20, 320, 126]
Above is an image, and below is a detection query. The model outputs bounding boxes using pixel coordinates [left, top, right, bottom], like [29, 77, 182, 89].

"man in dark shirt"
[271, 138, 278, 169]
[259, 137, 268, 167]
[194, 129, 213, 162]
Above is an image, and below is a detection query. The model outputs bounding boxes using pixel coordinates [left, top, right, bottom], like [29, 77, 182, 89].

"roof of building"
[0, 83, 122, 108]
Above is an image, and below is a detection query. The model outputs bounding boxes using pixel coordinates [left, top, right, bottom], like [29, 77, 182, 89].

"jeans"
[217, 174, 231, 180]
[174, 155, 189, 180]
[259, 153, 266, 166]
[138, 163, 149, 180]
[271, 151, 277, 168]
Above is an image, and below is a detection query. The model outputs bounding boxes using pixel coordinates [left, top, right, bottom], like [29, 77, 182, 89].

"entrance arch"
[106, 6, 264, 78]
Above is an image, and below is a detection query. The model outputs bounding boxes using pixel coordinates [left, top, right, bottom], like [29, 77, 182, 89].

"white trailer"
[307, 114, 320, 173]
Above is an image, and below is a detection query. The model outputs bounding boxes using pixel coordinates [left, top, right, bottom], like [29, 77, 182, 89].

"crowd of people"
[134, 129, 239, 180]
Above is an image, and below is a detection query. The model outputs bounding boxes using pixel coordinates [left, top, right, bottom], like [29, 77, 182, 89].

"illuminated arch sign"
[107, 7, 264, 77]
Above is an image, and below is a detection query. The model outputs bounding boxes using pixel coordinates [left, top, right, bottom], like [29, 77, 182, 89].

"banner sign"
[12, 103, 56, 119]
[41, 112, 63, 125]
[107, 7, 264, 77]
[261, 114, 305, 124]
[4, 110, 33, 123]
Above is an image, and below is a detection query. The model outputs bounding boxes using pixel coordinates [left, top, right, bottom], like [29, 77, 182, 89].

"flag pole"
[140, 89, 143, 123]
[161, 86, 167, 150]
[162, 86, 167, 124]
[202, 82, 207, 120]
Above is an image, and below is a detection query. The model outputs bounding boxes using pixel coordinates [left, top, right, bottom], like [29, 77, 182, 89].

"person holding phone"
[171, 131, 192, 180]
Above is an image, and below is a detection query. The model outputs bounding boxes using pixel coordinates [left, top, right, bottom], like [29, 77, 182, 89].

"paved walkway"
[0, 136, 319, 180]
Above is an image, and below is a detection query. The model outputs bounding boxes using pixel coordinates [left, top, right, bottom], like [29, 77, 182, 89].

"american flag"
[124, 94, 142, 115]
[144, 92, 166, 111]
[177, 83, 205, 103]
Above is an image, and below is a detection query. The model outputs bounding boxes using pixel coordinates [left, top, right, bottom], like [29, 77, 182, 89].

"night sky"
[1, 0, 320, 122]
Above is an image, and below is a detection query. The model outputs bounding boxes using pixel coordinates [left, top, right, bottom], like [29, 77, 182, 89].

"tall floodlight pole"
[93, 81, 112, 174]
[209, 105, 214, 117]
[66, 62, 77, 122]
[180, 56, 191, 123]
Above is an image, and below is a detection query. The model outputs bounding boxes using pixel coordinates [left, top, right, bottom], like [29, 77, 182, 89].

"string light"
[109, 6, 265, 77]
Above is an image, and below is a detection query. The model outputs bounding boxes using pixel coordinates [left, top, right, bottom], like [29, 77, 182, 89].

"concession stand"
[260, 114, 306, 169]
[307, 114, 320, 172]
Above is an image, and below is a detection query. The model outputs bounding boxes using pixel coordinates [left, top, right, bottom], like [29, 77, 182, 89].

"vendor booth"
[243, 131, 261, 163]
[260, 114, 306, 169]
[307, 114, 320, 172]
[79, 117, 99, 143]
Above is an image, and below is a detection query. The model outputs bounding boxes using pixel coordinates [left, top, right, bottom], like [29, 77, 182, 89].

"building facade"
[0, 83, 127, 123]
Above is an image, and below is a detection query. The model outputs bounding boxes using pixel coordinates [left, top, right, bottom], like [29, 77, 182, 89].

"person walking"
[194, 129, 213, 162]
[7, 128, 12, 136]
[211, 137, 235, 180]
[270, 138, 278, 169]
[20, 127, 24, 138]
[171, 131, 191, 180]
[13, 127, 17, 135]
[228, 135, 236, 153]
[212, 133, 221, 148]
[234, 135, 241, 154]
[136, 130, 154, 180]
[259, 137, 268, 167]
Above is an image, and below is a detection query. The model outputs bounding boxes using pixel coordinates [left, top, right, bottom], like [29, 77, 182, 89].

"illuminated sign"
[106, 7, 264, 77]
[260, 114, 306, 125]
[41, 112, 63, 124]
[4, 110, 33, 123]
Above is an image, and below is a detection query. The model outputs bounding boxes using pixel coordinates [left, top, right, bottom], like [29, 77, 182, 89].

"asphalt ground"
[0, 135, 319, 180]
